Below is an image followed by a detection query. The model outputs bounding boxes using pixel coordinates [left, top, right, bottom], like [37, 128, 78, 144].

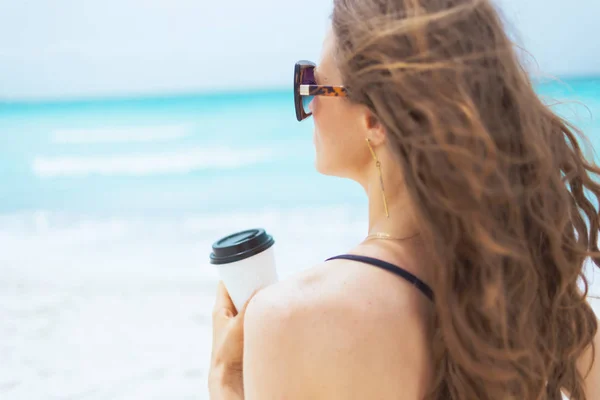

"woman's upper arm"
[242, 289, 317, 400]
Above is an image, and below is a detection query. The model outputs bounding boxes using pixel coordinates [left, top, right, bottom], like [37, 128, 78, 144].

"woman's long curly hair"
[332, 0, 600, 398]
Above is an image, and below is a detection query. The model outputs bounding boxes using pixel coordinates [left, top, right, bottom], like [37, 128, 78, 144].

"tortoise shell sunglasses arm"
[299, 84, 348, 97]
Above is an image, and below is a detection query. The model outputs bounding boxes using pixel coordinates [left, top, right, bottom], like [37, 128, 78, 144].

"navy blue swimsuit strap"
[326, 254, 434, 302]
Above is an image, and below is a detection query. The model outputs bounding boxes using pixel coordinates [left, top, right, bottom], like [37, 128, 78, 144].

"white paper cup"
[210, 229, 278, 312]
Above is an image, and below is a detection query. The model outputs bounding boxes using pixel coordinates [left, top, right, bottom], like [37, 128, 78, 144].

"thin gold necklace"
[365, 232, 420, 241]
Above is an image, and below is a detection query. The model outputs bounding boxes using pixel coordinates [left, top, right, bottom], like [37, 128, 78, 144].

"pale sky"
[0, 0, 598, 101]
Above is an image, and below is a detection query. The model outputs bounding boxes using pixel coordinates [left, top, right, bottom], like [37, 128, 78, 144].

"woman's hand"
[209, 282, 252, 400]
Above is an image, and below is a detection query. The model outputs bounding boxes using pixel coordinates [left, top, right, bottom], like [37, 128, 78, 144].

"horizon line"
[1, 75, 598, 108]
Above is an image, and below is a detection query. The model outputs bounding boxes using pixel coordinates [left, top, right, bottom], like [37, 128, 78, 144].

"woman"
[210, 0, 600, 398]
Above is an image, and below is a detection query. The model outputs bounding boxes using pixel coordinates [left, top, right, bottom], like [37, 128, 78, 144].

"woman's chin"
[314, 157, 328, 175]
[314, 158, 338, 177]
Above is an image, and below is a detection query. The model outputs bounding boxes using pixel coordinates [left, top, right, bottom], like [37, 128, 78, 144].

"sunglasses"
[294, 60, 348, 122]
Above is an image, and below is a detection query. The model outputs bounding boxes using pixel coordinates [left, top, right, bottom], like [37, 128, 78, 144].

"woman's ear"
[363, 111, 386, 146]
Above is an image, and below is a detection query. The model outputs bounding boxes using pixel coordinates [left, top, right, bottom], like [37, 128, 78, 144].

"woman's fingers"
[213, 282, 264, 326]
[213, 281, 237, 319]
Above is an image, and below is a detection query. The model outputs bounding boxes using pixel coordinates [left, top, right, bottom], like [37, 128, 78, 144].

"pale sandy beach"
[1, 206, 598, 399]
[0, 207, 370, 399]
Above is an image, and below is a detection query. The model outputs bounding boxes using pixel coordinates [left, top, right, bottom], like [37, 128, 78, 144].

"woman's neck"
[363, 163, 418, 238]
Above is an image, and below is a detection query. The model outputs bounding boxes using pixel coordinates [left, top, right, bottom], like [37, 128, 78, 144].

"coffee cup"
[210, 228, 278, 312]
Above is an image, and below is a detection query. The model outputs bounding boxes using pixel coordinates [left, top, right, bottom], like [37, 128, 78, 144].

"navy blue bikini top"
[326, 254, 434, 302]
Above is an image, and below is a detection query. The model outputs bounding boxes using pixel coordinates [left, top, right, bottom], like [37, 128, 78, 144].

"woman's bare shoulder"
[242, 260, 432, 399]
[246, 256, 430, 332]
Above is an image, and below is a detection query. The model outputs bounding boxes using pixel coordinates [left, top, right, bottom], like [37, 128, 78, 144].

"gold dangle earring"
[366, 138, 389, 218]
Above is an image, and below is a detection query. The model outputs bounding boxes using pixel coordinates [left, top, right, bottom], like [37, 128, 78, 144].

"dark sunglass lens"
[302, 67, 316, 85]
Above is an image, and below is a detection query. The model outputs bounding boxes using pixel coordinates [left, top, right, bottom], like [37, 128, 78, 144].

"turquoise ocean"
[1, 78, 599, 399]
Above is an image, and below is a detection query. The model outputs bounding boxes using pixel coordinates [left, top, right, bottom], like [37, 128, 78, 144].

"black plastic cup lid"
[210, 228, 275, 265]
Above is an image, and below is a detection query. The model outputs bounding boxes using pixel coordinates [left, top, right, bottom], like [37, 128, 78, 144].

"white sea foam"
[32, 147, 275, 177]
[51, 124, 193, 144]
